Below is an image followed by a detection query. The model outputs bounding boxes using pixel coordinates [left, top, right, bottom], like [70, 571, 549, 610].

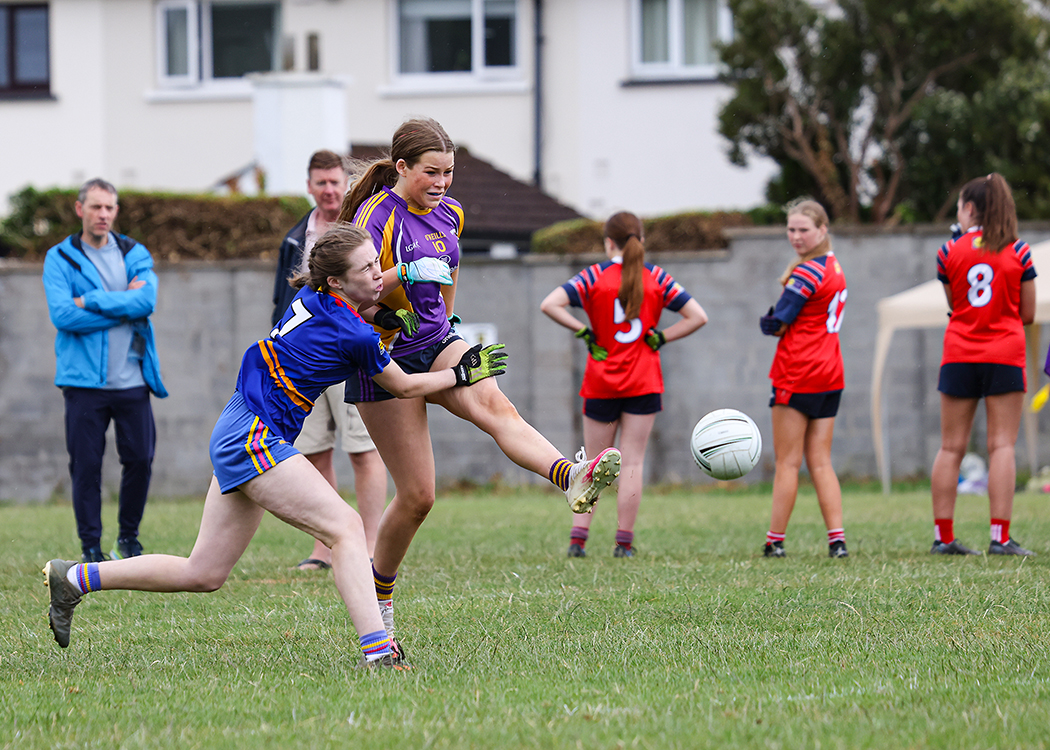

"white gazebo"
[870, 240, 1050, 494]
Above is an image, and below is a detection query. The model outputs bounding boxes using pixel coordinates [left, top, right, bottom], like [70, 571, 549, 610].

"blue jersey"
[353, 186, 463, 357]
[235, 286, 391, 443]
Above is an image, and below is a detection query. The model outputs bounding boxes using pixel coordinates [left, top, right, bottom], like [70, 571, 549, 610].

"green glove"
[645, 328, 666, 351]
[397, 258, 453, 285]
[575, 327, 608, 362]
[373, 306, 420, 336]
[453, 343, 508, 386]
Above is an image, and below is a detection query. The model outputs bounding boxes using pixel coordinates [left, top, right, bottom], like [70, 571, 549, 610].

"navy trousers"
[63, 386, 155, 552]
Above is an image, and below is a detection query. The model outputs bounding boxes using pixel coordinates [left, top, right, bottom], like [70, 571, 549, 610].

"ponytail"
[960, 173, 1018, 253]
[339, 160, 398, 224]
[604, 211, 646, 320]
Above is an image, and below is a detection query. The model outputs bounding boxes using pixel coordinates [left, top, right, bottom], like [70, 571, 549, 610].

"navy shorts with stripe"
[584, 393, 662, 423]
[345, 331, 462, 403]
[770, 387, 842, 419]
[938, 362, 1025, 398]
[210, 390, 300, 493]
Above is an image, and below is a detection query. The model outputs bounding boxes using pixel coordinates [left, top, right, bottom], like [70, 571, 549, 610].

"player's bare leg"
[804, 416, 842, 531]
[931, 394, 980, 521]
[984, 391, 1024, 520]
[769, 405, 808, 534]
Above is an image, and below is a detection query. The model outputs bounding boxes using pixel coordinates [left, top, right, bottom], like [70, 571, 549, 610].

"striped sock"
[934, 518, 954, 543]
[827, 528, 845, 545]
[569, 526, 588, 549]
[615, 529, 633, 551]
[991, 518, 1010, 543]
[373, 565, 396, 604]
[766, 531, 786, 546]
[549, 458, 573, 491]
[360, 629, 392, 662]
[67, 562, 101, 594]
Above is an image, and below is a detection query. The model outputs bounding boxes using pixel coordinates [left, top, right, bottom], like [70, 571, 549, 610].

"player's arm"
[440, 266, 459, 320]
[656, 298, 707, 344]
[1020, 278, 1036, 325]
[539, 286, 586, 331]
[370, 342, 507, 398]
[942, 282, 954, 313]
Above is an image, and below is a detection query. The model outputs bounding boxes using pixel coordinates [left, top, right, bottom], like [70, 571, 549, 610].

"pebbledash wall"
[4, 224, 1050, 503]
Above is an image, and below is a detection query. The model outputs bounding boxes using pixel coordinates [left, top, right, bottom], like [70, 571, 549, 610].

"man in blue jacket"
[42, 179, 167, 563]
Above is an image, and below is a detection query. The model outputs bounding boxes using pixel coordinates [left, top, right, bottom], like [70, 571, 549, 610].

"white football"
[690, 409, 762, 480]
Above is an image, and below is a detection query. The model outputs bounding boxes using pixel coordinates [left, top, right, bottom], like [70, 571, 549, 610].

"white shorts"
[294, 383, 376, 455]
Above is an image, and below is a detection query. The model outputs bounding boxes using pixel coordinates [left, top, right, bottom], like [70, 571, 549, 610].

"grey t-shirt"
[82, 234, 146, 390]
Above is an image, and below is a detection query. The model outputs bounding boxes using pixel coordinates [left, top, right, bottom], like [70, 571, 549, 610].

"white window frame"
[154, 0, 280, 93]
[630, 0, 732, 81]
[388, 0, 524, 94]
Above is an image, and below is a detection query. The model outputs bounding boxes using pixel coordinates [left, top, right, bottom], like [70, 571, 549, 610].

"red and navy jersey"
[769, 252, 846, 393]
[937, 228, 1035, 367]
[353, 186, 463, 357]
[563, 259, 692, 398]
[235, 286, 390, 442]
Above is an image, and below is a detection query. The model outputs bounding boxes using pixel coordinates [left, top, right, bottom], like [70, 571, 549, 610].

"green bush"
[531, 211, 753, 254]
[0, 186, 311, 261]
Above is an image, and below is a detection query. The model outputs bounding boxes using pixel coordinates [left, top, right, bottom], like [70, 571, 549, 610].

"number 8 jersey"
[769, 252, 847, 393]
[937, 228, 1036, 368]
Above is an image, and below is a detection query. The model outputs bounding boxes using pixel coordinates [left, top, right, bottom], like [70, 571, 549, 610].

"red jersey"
[562, 260, 692, 399]
[769, 252, 847, 393]
[937, 228, 1035, 367]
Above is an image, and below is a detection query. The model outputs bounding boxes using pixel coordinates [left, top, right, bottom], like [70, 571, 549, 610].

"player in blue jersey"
[42, 224, 506, 668]
[337, 118, 622, 655]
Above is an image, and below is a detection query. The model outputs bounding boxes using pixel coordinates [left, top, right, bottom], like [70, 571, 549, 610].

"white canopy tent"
[871, 240, 1050, 494]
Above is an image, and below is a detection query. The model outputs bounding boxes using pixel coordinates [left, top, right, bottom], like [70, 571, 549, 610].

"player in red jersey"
[759, 200, 848, 559]
[930, 173, 1036, 556]
[541, 211, 707, 557]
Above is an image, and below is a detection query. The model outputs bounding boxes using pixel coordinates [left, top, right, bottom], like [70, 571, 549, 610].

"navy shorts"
[584, 393, 662, 423]
[210, 390, 299, 493]
[345, 331, 463, 403]
[770, 387, 841, 419]
[938, 362, 1025, 398]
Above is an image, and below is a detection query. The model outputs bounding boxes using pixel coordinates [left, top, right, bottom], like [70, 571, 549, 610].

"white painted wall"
[0, 0, 772, 219]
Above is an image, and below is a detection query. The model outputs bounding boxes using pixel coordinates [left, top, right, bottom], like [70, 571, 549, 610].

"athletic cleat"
[378, 600, 396, 641]
[110, 537, 143, 560]
[930, 539, 979, 555]
[989, 538, 1035, 556]
[565, 447, 621, 514]
[828, 540, 849, 558]
[763, 541, 786, 558]
[361, 653, 411, 671]
[390, 638, 410, 668]
[81, 546, 109, 563]
[567, 543, 586, 558]
[44, 559, 83, 649]
[613, 545, 634, 558]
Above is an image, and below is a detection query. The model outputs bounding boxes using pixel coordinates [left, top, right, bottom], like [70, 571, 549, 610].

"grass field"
[3, 482, 1050, 749]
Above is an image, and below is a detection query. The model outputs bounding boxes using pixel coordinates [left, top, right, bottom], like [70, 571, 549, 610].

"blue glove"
[575, 327, 608, 361]
[760, 307, 781, 336]
[397, 258, 453, 285]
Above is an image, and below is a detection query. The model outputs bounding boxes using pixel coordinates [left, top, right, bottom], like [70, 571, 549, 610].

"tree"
[718, 0, 1048, 223]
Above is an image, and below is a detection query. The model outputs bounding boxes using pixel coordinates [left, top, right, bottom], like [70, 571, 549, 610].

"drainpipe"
[532, 0, 544, 189]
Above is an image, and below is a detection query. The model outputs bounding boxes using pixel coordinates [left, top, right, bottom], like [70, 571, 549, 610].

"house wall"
[5, 226, 1050, 505]
[0, 0, 771, 220]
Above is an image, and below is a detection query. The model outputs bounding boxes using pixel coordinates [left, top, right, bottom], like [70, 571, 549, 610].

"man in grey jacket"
[42, 178, 167, 563]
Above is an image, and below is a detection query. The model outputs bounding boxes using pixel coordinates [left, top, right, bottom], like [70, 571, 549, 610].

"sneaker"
[763, 541, 786, 558]
[930, 539, 979, 555]
[567, 543, 586, 558]
[989, 538, 1035, 556]
[613, 545, 634, 558]
[110, 537, 143, 560]
[379, 600, 395, 641]
[828, 540, 849, 558]
[81, 546, 109, 563]
[564, 447, 621, 514]
[43, 559, 83, 649]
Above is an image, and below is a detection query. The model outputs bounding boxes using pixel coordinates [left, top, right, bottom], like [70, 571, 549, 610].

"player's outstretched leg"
[564, 447, 621, 514]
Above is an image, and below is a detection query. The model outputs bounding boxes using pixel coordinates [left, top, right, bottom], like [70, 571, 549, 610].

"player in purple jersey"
[337, 118, 623, 656]
[42, 225, 506, 668]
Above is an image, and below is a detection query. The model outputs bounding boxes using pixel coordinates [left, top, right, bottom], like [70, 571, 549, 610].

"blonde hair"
[779, 199, 832, 286]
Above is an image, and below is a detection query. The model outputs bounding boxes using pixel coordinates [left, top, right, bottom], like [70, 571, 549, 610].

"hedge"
[531, 211, 756, 254]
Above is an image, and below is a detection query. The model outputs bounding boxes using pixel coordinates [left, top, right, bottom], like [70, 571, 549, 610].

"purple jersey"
[353, 186, 463, 357]
[235, 286, 390, 443]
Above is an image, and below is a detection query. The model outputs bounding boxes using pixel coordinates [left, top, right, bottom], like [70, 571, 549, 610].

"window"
[0, 3, 50, 96]
[398, 0, 518, 79]
[157, 0, 279, 87]
[633, 0, 730, 80]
